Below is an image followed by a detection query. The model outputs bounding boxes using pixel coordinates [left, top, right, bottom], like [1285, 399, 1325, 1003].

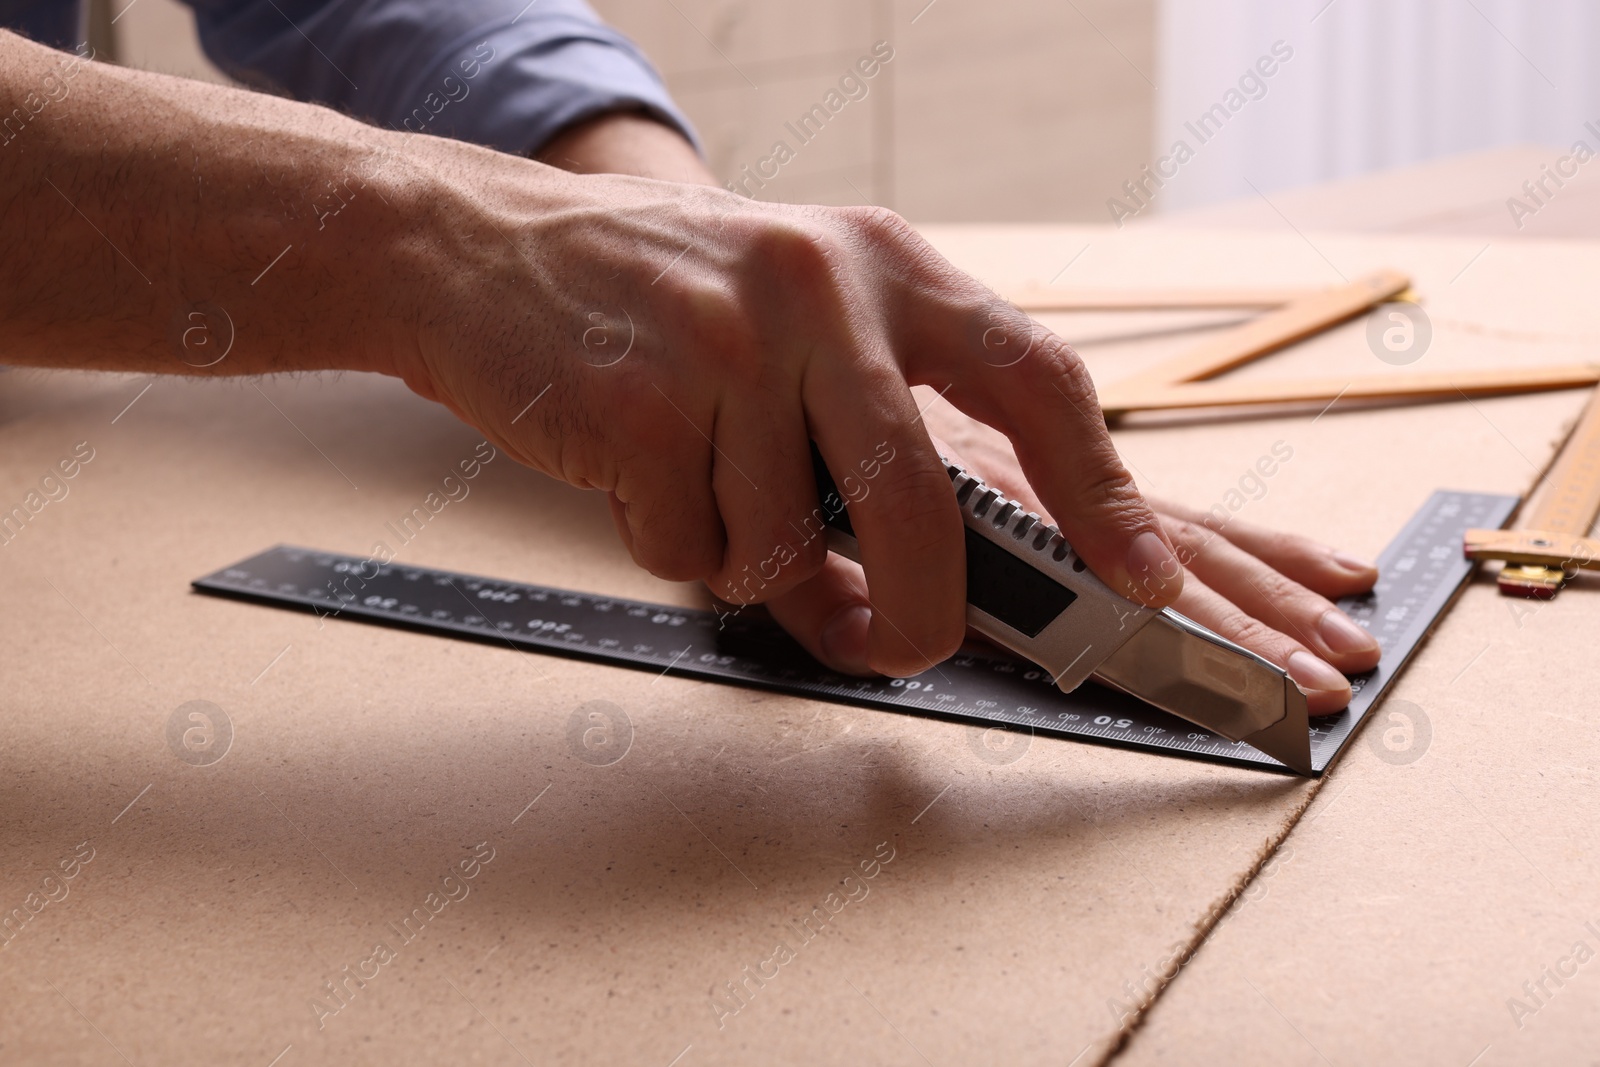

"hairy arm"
[0, 25, 711, 377]
[2, 32, 424, 373]
[2, 31, 1188, 676]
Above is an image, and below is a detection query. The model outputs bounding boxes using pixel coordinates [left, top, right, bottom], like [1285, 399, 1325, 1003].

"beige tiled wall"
[107, 0, 1156, 221]
[886, 0, 1157, 222]
[595, 0, 1157, 220]
[590, 1, 894, 205]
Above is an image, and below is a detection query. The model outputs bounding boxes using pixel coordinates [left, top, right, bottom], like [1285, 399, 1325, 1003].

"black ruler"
[192, 490, 1515, 776]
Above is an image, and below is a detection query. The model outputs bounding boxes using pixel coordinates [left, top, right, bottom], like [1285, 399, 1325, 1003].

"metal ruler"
[193, 490, 1515, 776]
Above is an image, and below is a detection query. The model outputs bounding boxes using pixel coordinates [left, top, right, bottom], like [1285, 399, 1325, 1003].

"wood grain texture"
[1113, 269, 1413, 390]
[1463, 528, 1600, 568]
[1007, 285, 1312, 311]
[1519, 390, 1600, 536]
[1099, 364, 1600, 417]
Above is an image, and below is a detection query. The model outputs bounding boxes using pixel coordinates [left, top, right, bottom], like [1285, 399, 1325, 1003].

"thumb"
[762, 554, 875, 676]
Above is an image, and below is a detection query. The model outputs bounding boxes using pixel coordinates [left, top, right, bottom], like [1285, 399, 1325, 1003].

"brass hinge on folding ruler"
[1464, 388, 1600, 598]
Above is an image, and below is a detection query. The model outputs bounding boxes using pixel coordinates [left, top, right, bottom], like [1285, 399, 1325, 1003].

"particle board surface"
[0, 224, 1590, 1066]
[1070, 238, 1600, 1064]
[1113, 564, 1600, 1066]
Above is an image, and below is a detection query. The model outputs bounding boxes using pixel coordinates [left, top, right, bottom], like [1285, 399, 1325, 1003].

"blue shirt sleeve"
[183, 0, 700, 156]
[0, 0, 82, 51]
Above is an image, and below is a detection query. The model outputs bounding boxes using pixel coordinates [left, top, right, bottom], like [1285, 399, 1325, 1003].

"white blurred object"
[1155, 0, 1600, 211]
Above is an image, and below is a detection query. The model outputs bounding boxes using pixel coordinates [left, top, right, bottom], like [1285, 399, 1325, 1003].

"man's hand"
[0, 34, 1180, 679]
[765, 399, 1381, 713]
[533, 110, 1381, 712]
[391, 172, 1182, 676]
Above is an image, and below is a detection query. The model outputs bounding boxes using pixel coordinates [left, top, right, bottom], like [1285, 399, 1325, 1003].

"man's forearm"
[0, 28, 1194, 673]
[2, 31, 497, 378]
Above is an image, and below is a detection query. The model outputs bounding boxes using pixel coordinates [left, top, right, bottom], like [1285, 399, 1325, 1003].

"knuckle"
[844, 359, 914, 417]
[876, 467, 960, 554]
[750, 216, 844, 283]
[828, 204, 951, 297]
[686, 279, 746, 327]
[635, 531, 719, 584]
[1164, 517, 1206, 548]
[967, 295, 1037, 366]
[1031, 332, 1091, 389]
[1163, 519, 1213, 568]
[844, 206, 969, 309]
[848, 205, 918, 248]
[679, 283, 764, 381]
[1227, 615, 1291, 659]
[1021, 333, 1113, 426]
[1036, 342, 1100, 409]
[1077, 461, 1144, 517]
[1248, 568, 1306, 607]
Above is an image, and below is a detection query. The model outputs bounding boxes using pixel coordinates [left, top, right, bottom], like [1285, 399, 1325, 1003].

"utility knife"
[813, 447, 1314, 775]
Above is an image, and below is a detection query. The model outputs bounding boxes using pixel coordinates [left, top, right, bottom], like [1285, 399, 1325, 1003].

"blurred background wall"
[1155, 0, 1600, 213]
[85, 0, 1600, 222]
[84, 0, 1158, 220]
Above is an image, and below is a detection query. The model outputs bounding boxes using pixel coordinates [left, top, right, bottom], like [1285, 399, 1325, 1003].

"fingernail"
[1331, 550, 1376, 573]
[1288, 650, 1348, 693]
[1318, 609, 1378, 655]
[1126, 531, 1181, 601]
[820, 605, 873, 676]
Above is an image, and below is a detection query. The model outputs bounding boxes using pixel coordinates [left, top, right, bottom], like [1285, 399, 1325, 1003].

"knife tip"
[1243, 681, 1315, 776]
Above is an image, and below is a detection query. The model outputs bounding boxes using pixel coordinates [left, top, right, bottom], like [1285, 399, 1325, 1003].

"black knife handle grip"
[810, 440, 1085, 641]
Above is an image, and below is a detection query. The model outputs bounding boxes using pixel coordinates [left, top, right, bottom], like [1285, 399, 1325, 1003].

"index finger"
[850, 215, 1181, 607]
[912, 296, 1182, 607]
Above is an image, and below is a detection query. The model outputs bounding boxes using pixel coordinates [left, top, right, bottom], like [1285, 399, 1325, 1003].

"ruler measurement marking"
[194, 492, 1515, 776]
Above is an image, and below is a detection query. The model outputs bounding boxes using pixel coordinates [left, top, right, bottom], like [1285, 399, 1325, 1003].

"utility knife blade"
[812, 447, 1314, 775]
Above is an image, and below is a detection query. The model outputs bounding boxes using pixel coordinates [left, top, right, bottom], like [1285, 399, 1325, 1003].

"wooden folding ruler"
[1463, 388, 1600, 598]
[1010, 271, 1600, 418]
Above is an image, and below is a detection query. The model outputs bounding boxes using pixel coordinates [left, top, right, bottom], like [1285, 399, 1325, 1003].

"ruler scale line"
[191, 491, 1515, 777]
